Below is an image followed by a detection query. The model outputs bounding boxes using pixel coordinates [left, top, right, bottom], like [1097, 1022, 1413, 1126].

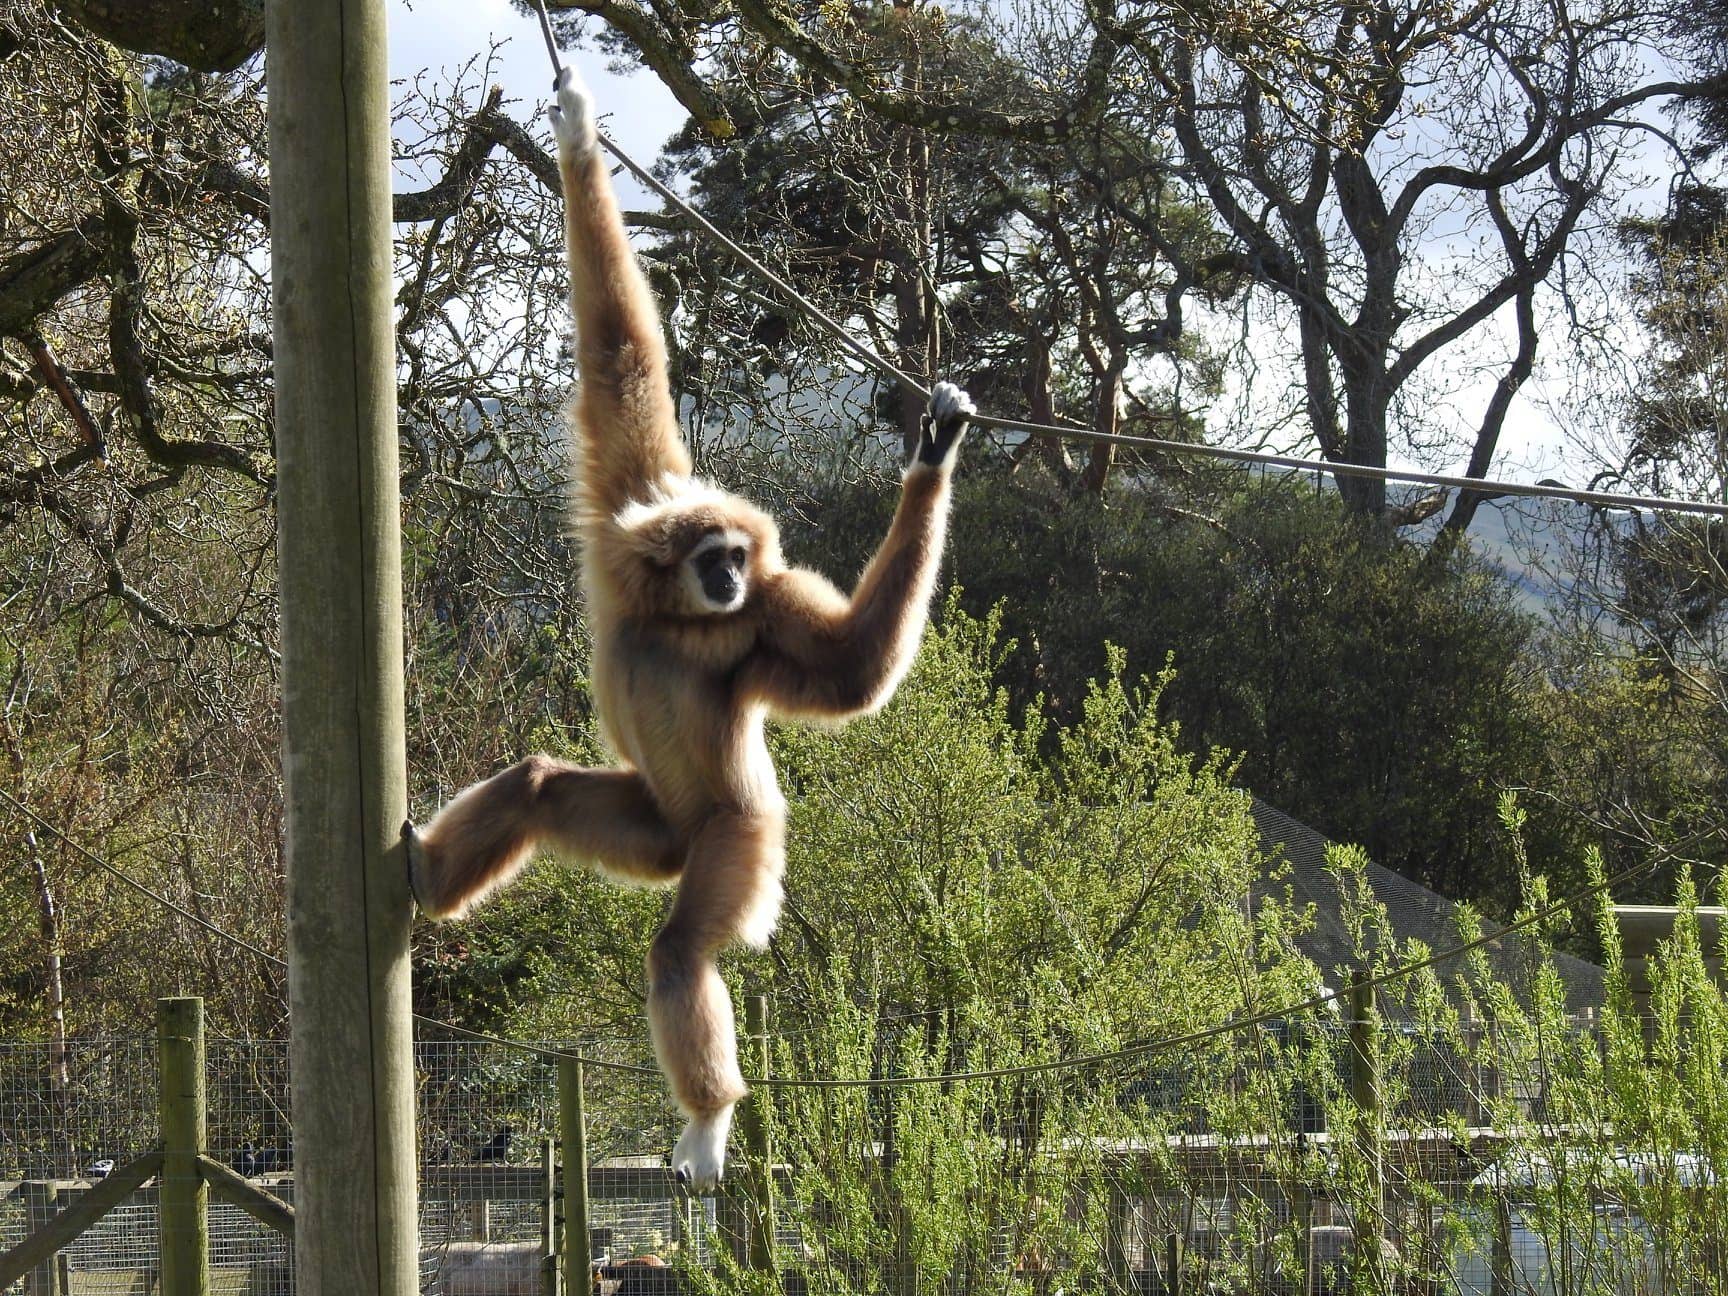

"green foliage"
[741, 600, 1293, 1291]
[782, 468, 1553, 910]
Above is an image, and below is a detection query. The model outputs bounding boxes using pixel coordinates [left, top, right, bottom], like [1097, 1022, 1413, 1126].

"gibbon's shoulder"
[757, 563, 849, 626]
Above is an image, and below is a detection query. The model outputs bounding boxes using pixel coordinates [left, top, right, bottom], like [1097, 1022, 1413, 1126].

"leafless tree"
[1129, 0, 1705, 527]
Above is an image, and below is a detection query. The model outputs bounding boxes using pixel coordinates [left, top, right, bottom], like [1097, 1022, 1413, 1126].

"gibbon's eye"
[730, 546, 747, 566]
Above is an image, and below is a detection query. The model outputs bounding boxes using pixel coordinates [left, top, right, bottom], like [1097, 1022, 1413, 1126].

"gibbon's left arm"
[746, 383, 974, 719]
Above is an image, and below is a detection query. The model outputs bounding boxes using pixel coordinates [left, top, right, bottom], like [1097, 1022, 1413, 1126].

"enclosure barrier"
[0, 997, 793, 1295]
[0, 999, 295, 1295]
[1, 981, 1603, 1296]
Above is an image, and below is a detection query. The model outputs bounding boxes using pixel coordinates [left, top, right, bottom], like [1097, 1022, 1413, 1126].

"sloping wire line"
[2, 784, 284, 967]
[0, 783, 666, 1077]
[1, 782, 1651, 1089]
[528, 0, 1728, 521]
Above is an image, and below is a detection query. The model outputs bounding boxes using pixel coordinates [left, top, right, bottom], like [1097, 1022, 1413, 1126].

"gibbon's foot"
[915, 380, 976, 468]
[671, 1105, 734, 1192]
[402, 819, 434, 914]
[547, 65, 597, 157]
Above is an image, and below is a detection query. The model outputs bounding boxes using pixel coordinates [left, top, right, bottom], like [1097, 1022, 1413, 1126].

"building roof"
[1248, 800, 1607, 1012]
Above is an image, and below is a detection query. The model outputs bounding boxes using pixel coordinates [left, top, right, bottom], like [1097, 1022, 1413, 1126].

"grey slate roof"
[1248, 799, 1607, 1012]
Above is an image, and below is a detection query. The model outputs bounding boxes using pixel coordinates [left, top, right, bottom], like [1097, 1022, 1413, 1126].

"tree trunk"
[26, 835, 70, 1094]
[1017, 328, 1071, 475]
[55, 0, 266, 72]
[1338, 375, 1389, 515]
[1080, 364, 1125, 494]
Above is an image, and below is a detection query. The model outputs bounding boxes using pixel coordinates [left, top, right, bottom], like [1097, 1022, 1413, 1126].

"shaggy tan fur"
[405, 67, 968, 1188]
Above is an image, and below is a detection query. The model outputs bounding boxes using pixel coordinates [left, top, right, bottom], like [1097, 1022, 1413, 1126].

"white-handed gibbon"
[403, 66, 973, 1190]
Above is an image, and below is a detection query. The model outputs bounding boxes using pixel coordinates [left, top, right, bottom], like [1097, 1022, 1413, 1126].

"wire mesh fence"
[1, 994, 1723, 1296]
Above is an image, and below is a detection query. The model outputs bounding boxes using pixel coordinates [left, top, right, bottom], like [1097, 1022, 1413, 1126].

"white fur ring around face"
[929, 380, 976, 426]
[672, 1106, 734, 1193]
[547, 65, 597, 155]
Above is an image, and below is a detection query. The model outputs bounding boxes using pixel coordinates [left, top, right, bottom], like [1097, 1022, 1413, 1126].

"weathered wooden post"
[158, 996, 208, 1296]
[264, 0, 418, 1288]
[542, 1138, 560, 1296]
[19, 1182, 56, 1296]
[733, 994, 776, 1273]
[1165, 1230, 1185, 1296]
[1347, 977, 1385, 1291]
[558, 1057, 591, 1296]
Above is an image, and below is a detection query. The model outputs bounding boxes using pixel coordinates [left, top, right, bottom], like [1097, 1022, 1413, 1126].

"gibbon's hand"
[547, 65, 597, 157]
[914, 381, 975, 469]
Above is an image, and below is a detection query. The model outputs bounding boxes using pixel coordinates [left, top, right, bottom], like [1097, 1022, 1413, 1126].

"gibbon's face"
[681, 529, 752, 615]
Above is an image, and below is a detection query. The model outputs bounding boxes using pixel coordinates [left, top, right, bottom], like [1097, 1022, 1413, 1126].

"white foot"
[671, 1106, 733, 1192]
[547, 65, 597, 156]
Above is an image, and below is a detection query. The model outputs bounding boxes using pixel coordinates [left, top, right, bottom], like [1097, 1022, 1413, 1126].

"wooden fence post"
[558, 1058, 591, 1296]
[542, 1139, 560, 1296]
[19, 1181, 56, 1296]
[1165, 1230, 1184, 1296]
[158, 997, 208, 1296]
[1347, 977, 1385, 1291]
[737, 995, 776, 1274]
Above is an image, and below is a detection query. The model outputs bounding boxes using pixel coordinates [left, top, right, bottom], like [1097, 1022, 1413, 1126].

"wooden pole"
[737, 995, 776, 1273]
[1347, 978, 1384, 1291]
[559, 1058, 591, 1296]
[264, 0, 417, 1289]
[196, 1156, 296, 1238]
[542, 1139, 560, 1296]
[17, 1181, 59, 1296]
[158, 997, 208, 1296]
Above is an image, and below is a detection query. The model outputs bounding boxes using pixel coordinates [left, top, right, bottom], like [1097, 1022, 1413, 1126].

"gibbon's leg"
[406, 758, 681, 919]
[547, 65, 692, 517]
[645, 810, 785, 1189]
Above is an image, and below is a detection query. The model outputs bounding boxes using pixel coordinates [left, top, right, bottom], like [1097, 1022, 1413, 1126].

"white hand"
[546, 65, 597, 156]
[929, 380, 976, 426]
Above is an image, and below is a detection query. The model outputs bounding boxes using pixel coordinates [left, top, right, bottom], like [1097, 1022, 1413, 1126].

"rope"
[1, 782, 1651, 1089]
[524, 0, 1728, 521]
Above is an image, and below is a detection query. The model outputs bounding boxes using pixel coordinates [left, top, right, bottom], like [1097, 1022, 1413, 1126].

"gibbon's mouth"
[704, 590, 746, 614]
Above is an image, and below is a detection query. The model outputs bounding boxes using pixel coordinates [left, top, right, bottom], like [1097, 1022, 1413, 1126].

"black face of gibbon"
[687, 534, 750, 612]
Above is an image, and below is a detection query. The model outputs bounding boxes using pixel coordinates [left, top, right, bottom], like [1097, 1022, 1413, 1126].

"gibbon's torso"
[585, 562, 783, 830]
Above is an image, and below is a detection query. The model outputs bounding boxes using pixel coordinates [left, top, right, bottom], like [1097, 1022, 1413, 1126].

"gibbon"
[403, 66, 973, 1190]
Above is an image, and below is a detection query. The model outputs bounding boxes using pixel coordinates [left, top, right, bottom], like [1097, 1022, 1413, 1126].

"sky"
[390, 0, 684, 210]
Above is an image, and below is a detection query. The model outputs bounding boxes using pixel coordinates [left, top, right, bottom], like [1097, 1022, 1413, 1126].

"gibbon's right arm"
[550, 68, 692, 517]
[746, 382, 975, 719]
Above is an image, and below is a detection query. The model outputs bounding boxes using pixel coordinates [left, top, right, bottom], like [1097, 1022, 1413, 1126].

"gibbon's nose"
[703, 567, 742, 606]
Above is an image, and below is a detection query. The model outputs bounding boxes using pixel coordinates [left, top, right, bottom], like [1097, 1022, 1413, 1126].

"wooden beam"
[0, 1155, 163, 1289]
[197, 1156, 296, 1238]
[264, 0, 417, 1289]
[559, 1059, 591, 1296]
